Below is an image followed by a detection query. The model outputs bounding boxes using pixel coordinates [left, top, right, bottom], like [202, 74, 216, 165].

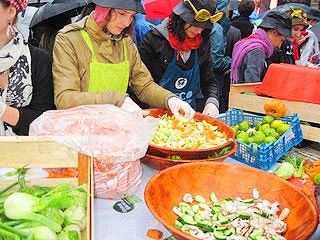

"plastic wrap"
[29, 104, 159, 199]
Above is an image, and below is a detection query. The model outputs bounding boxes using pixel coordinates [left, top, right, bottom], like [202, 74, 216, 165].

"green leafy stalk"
[0, 228, 20, 239]
[0, 181, 19, 197]
[0, 221, 29, 238]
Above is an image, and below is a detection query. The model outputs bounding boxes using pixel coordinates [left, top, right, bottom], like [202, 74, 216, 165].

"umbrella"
[143, 0, 181, 20]
[30, 0, 90, 28]
[309, 23, 320, 42]
[272, 3, 310, 12]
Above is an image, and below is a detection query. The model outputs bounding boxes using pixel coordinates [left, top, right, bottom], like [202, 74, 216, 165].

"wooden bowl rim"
[147, 109, 236, 154]
[144, 141, 238, 163]
[144, 162, 319, 240]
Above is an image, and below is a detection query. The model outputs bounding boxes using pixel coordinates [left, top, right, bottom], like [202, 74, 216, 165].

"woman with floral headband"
[0, 0, 55, 135]
[52, 0, 194, 119]
[138, 0, 222, 117]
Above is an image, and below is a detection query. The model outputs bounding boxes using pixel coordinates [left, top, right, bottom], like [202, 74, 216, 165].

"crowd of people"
[0, 0, 319, 136]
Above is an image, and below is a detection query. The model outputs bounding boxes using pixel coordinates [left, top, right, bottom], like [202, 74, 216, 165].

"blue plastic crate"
[217, 109, 303, 170]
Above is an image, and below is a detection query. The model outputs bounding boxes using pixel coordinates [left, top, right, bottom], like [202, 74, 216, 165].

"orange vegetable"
[146, 229, 163, 240]
[264, 99, 286, 118]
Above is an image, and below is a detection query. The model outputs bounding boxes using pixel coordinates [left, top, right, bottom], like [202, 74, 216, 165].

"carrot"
[146, 229, 163, 240]
[48, 172, 66, 178]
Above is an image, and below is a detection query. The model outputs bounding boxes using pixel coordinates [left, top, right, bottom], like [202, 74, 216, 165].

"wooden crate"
[0, 136, 94, 240]
[228, 83, 320, 143]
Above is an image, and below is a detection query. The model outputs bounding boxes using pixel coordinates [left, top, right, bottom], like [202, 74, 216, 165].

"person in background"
[306, 8, 320, 27]
[138, 0, 221, 117]
[0, 0, 55, 136]
[231, 0, 255, 39]
[266, 7, 308, 66]
[231, 11, 292, 84]
[52, 0, 194, 119]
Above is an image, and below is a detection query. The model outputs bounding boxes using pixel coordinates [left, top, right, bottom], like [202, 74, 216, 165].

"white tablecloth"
[94, 158, 320, 240]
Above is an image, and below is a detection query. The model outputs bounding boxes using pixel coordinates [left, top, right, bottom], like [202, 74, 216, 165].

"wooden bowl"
[144, 162, 318, 240]
[147, 109, 235, 159]
[141, 141, 237, 170]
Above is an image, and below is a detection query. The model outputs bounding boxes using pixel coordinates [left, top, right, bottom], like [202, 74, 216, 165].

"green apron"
[80, 30, 129, 93]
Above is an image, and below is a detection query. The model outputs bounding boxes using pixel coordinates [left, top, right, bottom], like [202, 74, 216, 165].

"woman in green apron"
[52, 0, 195, 119]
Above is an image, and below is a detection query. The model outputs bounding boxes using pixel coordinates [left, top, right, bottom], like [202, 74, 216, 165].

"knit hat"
[3, 0, 28, 13]
[284, 7, 308, 26]
[92, 0, 145, 14]
[259, 10, 292, 37]
[173, 0, 219, 29]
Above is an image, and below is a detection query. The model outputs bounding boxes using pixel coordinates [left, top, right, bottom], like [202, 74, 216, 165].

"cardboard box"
[0, 136, 93, 239]
[228, 83, 320, 143]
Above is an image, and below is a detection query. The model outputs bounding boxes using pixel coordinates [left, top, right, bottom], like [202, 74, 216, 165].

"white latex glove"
[202, 103, 219, 117]
[0, 101, 7, 119]
[168, 97, 195, 119]
[120, 97, 148, 118]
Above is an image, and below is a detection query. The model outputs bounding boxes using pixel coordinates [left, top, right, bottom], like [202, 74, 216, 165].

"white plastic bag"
[29, 104, 159, 199]
[298, 30, 320, 66]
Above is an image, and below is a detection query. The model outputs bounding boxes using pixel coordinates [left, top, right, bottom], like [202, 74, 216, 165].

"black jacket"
[10, 45, 56, 135]
[138, 26, 219, 110]
[231, 16, 254, 39]
[266, 40, 295, 67]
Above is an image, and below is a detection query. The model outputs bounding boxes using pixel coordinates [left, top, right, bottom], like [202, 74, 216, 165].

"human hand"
[0, 101, 7, 119]
[168, 97, 195, 119]
[120, 97, 148, 117]
[202, 103, 219, 117]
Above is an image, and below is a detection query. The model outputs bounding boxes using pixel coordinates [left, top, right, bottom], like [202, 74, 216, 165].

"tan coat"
[52, 13, 175, 109]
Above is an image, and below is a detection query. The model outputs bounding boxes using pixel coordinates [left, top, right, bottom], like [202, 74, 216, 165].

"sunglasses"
[184, 0, 223, 24]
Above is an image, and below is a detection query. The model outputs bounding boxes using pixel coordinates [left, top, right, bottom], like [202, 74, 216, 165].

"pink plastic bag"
[29, 104, 158, 199]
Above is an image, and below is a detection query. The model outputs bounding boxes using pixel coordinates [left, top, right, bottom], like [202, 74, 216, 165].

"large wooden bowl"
[144, 162, 318, 240]
[147, 109, 235, 159]
[141, 141, 237, 170]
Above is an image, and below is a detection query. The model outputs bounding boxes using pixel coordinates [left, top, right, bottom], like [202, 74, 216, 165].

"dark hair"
[167, 13, 211, 44]
[238, 0, 255, 17]
[0, 0, 10, 7]
[104, 9, 135, 38]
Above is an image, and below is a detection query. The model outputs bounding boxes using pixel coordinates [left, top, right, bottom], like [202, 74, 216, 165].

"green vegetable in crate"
[58, 224, 81, 240]
[262, 115, 275, 124]
[64, 206, 87, 231]
[236, 131, 249, 144]
[252, 132, 266, 144]
[259, 123, 271, 132]
[277, 123, 290, 135]
[314, 174, 320, 185]
[264, 136, 277, 143]
[271, 120, 285, 129]
[231, 124, 239, 134]
[238, 121, 250, 131]
[4, 192, 62, 232]
[255, 121, 263, 131]
[273, 162, 295, 179]
[21, 226, 57, 240]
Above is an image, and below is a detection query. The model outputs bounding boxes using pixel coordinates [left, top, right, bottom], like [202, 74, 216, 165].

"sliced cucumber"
[210, 206, 220, 214]
[191, 204, 199, 213]
[178, 202, 191, 209]
[271, 236, 280, 240]
[237, 211, 251, 220]
[200, 225, 214, 232]
[199, 202, 210, 210]
[174, 220, 183, 229]
[249, 228, 265, 239]
[217, 213, 230, 224]
[194, 213, 204, 223]
[213, 229, 227, 240]
[210, 192, 219, 203]
[256, 236, 267, 240]
[180, 214, 197, 225]
[241, 198, 254, 204]
[194, 195, 206, 203]
[215, 226, 227, 231]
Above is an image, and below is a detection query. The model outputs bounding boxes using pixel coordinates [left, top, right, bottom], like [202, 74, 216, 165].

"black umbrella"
[273, 3, 310, 12]
[30, 0, 90, 28]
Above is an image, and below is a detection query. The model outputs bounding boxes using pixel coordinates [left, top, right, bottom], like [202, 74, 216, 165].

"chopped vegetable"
[314, 174, 320, 185]
[151, 115, 228, 150]
[283, 155, 305, 178]
[273, 162, 295, 179]
[147, 229, 163, 239]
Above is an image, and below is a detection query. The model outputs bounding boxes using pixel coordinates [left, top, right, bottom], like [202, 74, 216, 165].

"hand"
[0, 101, 7, 119]
[202, 103, 219, 117]
[120, 97, 148, 117]
[168, 97, 195, 119]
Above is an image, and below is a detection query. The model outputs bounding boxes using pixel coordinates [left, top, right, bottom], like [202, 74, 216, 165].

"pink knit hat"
[4, 0, 28, 12]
